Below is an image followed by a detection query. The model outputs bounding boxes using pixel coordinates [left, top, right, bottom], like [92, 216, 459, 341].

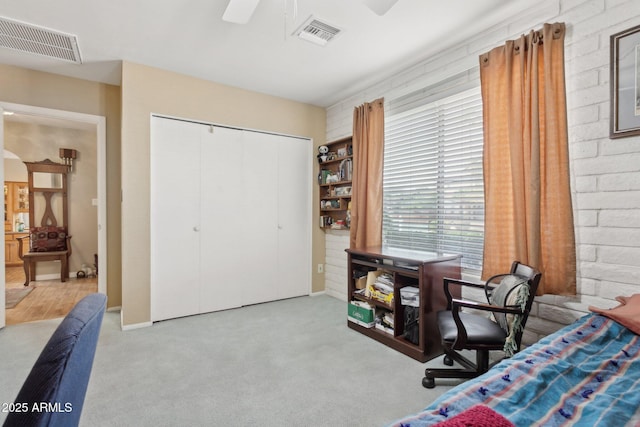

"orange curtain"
[350, 98, 384, 249]
[480, 22, 576, 295]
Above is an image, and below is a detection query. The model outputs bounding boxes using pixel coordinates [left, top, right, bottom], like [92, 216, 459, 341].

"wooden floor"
[5, 266, 98, 326]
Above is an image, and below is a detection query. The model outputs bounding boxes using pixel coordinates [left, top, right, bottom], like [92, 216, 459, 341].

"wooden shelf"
[347, 320, 429, 362]
[346, 246, 462, 362]
[318, 137, 352, 229]
[319, 180, 352, 187]
[351, 292, 394, 311]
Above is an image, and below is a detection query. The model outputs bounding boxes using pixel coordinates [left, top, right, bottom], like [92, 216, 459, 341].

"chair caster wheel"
[422, 376, 436, 389]
[444, 355, 454, 366]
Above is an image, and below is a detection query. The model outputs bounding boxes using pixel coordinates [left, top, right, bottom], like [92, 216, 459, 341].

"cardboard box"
[348, 302, 375, 328]
[400, 286, 420, 307]
[365, 270, 385, 288]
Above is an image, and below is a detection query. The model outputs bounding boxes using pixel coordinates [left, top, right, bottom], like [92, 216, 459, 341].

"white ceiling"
[0, 0, 535, 107]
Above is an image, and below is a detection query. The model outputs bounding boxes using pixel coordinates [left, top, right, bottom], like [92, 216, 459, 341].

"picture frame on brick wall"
[610, 23, 640, 139]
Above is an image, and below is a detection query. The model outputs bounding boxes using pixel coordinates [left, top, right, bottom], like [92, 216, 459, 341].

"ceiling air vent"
[0, 16, 82, 63]
[294, 16, 341, 47]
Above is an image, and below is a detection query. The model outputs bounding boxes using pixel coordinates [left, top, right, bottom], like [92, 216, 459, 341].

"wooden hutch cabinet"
[318, 136, 352, 229]
[346, 246, 461, 362]
[4, 181, 29, 266]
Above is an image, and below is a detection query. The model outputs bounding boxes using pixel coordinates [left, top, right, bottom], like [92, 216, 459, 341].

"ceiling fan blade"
[362, 0, 399, 15]
[222, 0, 261, 24]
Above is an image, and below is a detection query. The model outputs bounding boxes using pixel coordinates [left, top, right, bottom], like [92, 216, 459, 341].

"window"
[383, 75, 484, 274]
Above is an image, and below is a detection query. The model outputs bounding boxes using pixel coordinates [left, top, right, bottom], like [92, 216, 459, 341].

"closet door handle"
[193, 226, 200, 232]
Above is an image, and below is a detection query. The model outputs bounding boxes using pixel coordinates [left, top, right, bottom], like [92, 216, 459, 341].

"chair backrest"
[484, 261, 541, 304]
[484, 261, 542, 346]
[3, 293, 107, 427]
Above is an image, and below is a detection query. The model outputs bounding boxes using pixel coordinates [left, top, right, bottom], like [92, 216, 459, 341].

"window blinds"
[383, 80, 484, 274]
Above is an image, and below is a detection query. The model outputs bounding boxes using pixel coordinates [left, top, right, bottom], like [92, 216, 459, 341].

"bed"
[390, 311, 640, 426]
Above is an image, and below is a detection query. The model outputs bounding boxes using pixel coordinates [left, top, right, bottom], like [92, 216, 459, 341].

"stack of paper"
[368, 273, 393, 303]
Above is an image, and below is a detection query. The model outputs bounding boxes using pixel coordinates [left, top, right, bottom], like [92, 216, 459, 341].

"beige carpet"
[5, 287, 33, 309]
[0, 295, 459, 426]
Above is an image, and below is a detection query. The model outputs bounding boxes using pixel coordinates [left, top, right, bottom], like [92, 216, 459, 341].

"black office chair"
[3, 293, 107, 427]
[423, 261, 541, 388]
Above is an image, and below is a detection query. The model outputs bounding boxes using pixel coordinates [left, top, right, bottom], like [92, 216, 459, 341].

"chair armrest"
[17, 235, 29, 259]
[444, 278, 485, 289]
[443, 278, 485, 310]
[451, 298, 524, 315]
[485, 273, 527, 289]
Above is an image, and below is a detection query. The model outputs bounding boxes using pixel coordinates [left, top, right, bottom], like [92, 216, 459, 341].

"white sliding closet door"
[199, 126, 245, 313]
[239, 131, 279, 306]
[276, 135, 311, 300]
[151, 116, 311, 322]
[151, 118, 202, 321]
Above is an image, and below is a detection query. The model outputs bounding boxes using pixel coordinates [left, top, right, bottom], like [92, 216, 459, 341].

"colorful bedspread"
[390, 313, 640, 427]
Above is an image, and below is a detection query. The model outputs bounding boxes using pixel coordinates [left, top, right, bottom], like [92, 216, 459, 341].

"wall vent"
[294, 16, 341, 46]
[0, 16, 82, 63]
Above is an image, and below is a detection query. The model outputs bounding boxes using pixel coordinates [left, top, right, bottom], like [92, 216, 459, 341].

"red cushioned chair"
[17, 159, 72, 287]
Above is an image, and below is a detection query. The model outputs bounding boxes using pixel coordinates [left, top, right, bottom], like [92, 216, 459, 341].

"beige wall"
[4, 158, 27, 181]
[121, 61, 326, 326]
[0, 64, 122, 308]
[4, 122, 98, 276]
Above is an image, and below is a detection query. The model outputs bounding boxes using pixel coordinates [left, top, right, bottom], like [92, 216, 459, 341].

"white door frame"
[0, 102, 107, 329]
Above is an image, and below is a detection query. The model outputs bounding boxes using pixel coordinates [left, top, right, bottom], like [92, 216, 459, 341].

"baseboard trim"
[34, 273, 63, 281]
[120, 312, 153, 331]
[325, 289, 347, 301]
[121, 321, 153, 331]
[106, 305, 121, 312]
[34, 272, 90, 281]
[310, 291, 326, 297]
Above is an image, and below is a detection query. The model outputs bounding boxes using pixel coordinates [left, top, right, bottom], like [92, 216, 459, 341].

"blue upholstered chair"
[3, 293, 107, 427]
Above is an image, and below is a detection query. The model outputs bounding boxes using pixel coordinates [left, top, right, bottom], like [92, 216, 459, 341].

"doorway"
[0, 102, 107, 328]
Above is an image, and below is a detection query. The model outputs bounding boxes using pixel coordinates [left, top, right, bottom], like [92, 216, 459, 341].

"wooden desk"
[346, 246, 461, 362]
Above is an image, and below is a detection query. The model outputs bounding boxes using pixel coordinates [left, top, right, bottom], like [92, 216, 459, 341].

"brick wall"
[323, 0, 640, 343]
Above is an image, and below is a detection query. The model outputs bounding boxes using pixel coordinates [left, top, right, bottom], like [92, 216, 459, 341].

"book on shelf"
[319, 169, 331, 184]
[320, 215, 332, 228]
[339, 158, 352, 181]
